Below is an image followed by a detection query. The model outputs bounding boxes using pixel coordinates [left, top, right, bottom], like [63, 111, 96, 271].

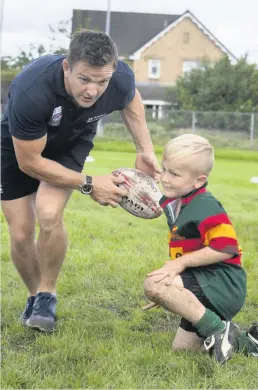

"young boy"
[143, 134, 258, 364]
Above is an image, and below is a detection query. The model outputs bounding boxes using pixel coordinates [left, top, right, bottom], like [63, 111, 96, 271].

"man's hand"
[90, 174, 128, 207]
[135, 152, 161, 181]
[146, 259, 186, 286]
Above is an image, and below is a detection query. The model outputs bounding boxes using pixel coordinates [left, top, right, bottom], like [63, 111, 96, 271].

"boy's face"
[161, 157, 206, 198]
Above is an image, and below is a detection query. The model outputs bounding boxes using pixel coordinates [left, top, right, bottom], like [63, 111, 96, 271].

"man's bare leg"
[26, 182, 73, 331]
[2, 193, 39, 295]
[35, 182, 73, 293]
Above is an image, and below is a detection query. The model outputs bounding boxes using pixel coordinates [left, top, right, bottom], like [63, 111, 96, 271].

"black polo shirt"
[1, 54, 135, 159]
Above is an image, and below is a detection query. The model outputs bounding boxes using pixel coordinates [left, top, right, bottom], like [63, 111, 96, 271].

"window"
[148, 59, 160, 79]
[183, 61, 200, 74]
[183, 32, 190, 44]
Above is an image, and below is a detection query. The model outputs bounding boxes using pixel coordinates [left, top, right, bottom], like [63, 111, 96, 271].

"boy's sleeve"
[197, 213, 240, 256]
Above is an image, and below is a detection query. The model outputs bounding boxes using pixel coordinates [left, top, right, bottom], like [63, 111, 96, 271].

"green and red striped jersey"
[160, 184, 242, 266]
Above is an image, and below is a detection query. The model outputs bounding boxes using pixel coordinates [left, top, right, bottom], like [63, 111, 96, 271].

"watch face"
[82, 184, 92, 194]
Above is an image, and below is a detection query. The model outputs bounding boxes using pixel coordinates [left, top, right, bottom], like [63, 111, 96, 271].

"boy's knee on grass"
[172, 327, 205, 352]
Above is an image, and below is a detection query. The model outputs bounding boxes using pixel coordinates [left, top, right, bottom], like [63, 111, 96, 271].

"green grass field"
[1, 149, 258, 389]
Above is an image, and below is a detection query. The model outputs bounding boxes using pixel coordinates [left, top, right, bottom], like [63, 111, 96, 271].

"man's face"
[62, 60, 114, 108]
[161, 157, 206, 198]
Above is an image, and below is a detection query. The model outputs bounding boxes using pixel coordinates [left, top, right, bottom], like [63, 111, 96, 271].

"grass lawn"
[1, 149, 258, 389]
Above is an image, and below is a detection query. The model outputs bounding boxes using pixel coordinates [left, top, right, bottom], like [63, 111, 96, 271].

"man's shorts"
[1, 138, 94, 201]
[180, 264, 246, 336]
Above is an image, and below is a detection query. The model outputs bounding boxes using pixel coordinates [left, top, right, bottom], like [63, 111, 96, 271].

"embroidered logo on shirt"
[48, 106, 62, 127]
[170, 227, 184, 240]
[171, 233, 185, 240]
[86, 113, 107, 123]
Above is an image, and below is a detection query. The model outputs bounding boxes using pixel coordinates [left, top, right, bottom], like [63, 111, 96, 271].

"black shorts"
[1, 139, 94, 201]
[180, 269, 225, 336]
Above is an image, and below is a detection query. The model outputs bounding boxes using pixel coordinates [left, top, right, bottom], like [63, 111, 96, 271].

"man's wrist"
[134, 136, 154, 154]
[78, 174, 86, 187]
[136, 148, 155, 155]
[78, 175, 93, 195]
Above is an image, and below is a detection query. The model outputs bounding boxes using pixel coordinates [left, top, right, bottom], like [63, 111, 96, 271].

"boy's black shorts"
[180, 269, 225, 336]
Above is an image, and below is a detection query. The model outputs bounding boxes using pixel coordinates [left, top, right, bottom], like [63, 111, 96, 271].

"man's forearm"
[181, 246, 232, 268]
[121, 89, 154, 153]
[22, 157, 85, 189]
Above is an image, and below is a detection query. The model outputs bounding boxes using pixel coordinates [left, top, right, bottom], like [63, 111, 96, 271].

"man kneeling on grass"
[143, 134, 258, 365]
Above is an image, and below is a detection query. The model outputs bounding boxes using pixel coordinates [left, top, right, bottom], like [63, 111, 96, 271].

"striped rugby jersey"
[160, 183, 242, 266]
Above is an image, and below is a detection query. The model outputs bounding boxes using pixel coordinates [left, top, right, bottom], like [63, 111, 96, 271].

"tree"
[1, 19, 71, 72]
[48, 19, 71, 54]
[1, 56, 14, 69]
[169, 56, 258, 112]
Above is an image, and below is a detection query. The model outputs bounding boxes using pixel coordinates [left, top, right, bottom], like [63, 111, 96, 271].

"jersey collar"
[160, 182, 207, 209]
[181, 182, 207, 205]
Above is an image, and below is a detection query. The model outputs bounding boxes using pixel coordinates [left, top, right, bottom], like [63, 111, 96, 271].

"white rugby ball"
[112, 168, 163, 219]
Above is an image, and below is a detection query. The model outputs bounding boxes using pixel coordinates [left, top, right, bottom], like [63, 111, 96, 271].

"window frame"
[148, 59, 161, 79]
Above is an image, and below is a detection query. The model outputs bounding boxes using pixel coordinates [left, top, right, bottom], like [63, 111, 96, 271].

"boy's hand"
[146, 259, 186, 286]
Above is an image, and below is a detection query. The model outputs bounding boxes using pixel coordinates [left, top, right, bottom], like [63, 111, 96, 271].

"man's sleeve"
[114, 62, 136, 110]
[8, 87, 47, 141]
[197, 213, 240, 256]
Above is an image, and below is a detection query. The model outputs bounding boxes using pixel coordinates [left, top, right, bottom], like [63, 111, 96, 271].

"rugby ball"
[112, 168, 163, 219]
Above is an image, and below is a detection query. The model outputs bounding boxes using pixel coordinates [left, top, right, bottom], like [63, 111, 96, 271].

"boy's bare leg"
[172, 327, 205, 352]
[144, 274, 241, 364]
[144, 275, 206, 324]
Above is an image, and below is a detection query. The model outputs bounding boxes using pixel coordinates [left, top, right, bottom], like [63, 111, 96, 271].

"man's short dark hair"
[67, 29, 118, 69]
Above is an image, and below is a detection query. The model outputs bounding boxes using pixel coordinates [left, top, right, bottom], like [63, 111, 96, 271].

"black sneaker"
[204, 321, 241, 364]
[247, 323, 258, 357]
[26, 292, 57, 332]
[20, 296, 36, 325]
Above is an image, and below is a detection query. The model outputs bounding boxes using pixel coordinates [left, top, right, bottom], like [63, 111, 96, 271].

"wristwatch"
[79, 175, 93, 195]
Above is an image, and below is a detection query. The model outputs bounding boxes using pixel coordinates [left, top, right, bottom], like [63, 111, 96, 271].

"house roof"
[72, 9, 180, 57]
[130, 10, 237, 62]
[136, 83, 172, 104]
[72, 9, 237, 61]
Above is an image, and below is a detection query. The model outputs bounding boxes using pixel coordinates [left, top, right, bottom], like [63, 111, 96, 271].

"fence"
[98, 109, 258, 150]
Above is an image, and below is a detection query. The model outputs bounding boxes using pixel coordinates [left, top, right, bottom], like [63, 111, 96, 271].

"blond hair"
[163, 134, 214, 176]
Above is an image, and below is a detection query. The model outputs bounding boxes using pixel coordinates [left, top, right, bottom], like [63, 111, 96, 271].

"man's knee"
[37, 205, 64, 232]
[9, 223, 35, 247]
[2, 195, 36, 245]
[36, 183, 72, 232]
